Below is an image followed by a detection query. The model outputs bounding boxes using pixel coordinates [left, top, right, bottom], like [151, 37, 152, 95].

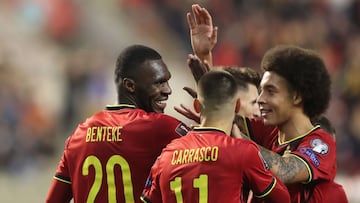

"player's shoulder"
[306, 128, 335, 144]
[225, 136, 260, 151]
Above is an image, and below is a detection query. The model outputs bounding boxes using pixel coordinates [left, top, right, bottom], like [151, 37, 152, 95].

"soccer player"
[141, 70, 290, 203]
[233, 45, 340, 203]
[46, 45, 189, 203]
[186, 4, 346, 202]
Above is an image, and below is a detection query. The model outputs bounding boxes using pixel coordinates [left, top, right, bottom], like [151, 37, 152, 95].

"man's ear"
[235, 98, 241, 113]
[123, 78, 136, 93]
[293, 92, 302, 105]
[193, 99, 202, 113]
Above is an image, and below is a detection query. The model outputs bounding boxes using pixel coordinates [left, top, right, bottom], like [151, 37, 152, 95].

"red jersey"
[311, 181, 348, 203]
[46, 104, 189, 203]
[244, 118, 341, 203]
[141, 127, 290, 203]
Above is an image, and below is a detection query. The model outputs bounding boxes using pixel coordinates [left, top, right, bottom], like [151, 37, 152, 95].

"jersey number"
[82, 155, 135, 203]
[170, 174, 208, 203]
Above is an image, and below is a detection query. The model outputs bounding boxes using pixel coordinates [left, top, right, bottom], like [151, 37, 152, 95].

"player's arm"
[254, 176, 290, 203]
[46, 178, 73, 203]
[258, 146, 311, 184]
[244, 143, 290, 203]
[187, 4, 218, 66]
[141, 159, 162, 203]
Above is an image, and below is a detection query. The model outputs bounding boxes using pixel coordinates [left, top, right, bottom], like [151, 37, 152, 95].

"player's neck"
[278, 113, 313, 142]
[119, 94, 138, 107]
[200, 114, 234, 135]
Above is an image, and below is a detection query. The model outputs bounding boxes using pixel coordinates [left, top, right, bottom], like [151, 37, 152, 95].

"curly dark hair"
[261, 45, 331, 118]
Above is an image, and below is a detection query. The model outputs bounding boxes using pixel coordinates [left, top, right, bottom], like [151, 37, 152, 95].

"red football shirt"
[244, 118, 339, 203]
[46, 104, 189, 203]
[141, 127, 290, 203]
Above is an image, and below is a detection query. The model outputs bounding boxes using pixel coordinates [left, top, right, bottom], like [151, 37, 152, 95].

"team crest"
[310, 138, 329, 155]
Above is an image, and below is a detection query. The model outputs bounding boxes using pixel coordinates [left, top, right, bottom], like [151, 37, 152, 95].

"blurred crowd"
[0, 0, 359, 191]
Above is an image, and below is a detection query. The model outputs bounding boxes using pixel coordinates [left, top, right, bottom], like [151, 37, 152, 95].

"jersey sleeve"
[46, 137, 73, 202]
[53, 137, 72, 184]
[286, 130, 336, 183]
[154, 114, 190, 144]
[141, 157, 163, 203]
[243, 142, 290, 202]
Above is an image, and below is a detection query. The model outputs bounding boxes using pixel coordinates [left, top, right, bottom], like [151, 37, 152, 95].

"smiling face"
[257, 71, 296, 126]
[133, 59, 172, 113]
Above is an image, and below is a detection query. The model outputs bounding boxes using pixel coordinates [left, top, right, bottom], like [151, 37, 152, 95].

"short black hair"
[222, 66, 261, 90]
[198, 71, 238, 106]
[115, 45, 162, 85]
[261, 45, 331, 118]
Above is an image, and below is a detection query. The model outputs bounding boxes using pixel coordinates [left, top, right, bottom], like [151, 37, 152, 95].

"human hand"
[183, 86, 198, 99]
[187, 4, 217, 63]
[174, 86, 200, 123]
[174, 103, 200, 124]
[231, 123, 250, 140]
[187, 54, 211, 83]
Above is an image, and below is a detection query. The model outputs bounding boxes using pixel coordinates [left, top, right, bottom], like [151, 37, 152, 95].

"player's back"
[62, 105, 188, 203]
[154, 127, 276, 203]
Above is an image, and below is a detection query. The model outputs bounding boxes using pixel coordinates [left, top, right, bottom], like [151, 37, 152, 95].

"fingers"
[173, 104, 201, 124]
[211, 26, 218, 44]
[186, 12, 195, 30]
[192, 4, 202, 24]
[203, 60, 211, 72]
[231, 123, 242, 139]
[183, 86, 198, 98]
[201, 7, 213, 26]
[190, 4, 212, 26]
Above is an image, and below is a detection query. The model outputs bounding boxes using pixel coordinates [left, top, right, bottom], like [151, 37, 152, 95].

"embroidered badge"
[300, 147, 320, 167]
[310, 138, 329, 155]
[175, 123, 190, 136]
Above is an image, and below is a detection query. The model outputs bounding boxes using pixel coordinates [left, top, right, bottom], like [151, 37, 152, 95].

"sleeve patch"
[310, 138, 329, 155]
[300, 147, 320, 167]
[175, 123, 189, 136]
[144, 177, 152, 189]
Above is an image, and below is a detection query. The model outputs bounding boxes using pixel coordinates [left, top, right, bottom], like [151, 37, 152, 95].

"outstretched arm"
[187, 4, 217, 66]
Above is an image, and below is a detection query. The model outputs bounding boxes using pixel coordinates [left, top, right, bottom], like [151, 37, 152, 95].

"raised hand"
[187, 54, 211, 83]
[187, 4, 217, 66]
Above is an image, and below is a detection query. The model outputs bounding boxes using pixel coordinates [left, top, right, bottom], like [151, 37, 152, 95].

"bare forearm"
[196, 52, 213, 67]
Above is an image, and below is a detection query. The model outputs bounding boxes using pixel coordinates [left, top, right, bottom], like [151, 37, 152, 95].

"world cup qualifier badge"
[175, 123, 190, 136]
[310, 138, 329, 155]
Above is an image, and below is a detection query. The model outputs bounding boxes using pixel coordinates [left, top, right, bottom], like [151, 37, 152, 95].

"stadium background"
[0, 0, 359, 202]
